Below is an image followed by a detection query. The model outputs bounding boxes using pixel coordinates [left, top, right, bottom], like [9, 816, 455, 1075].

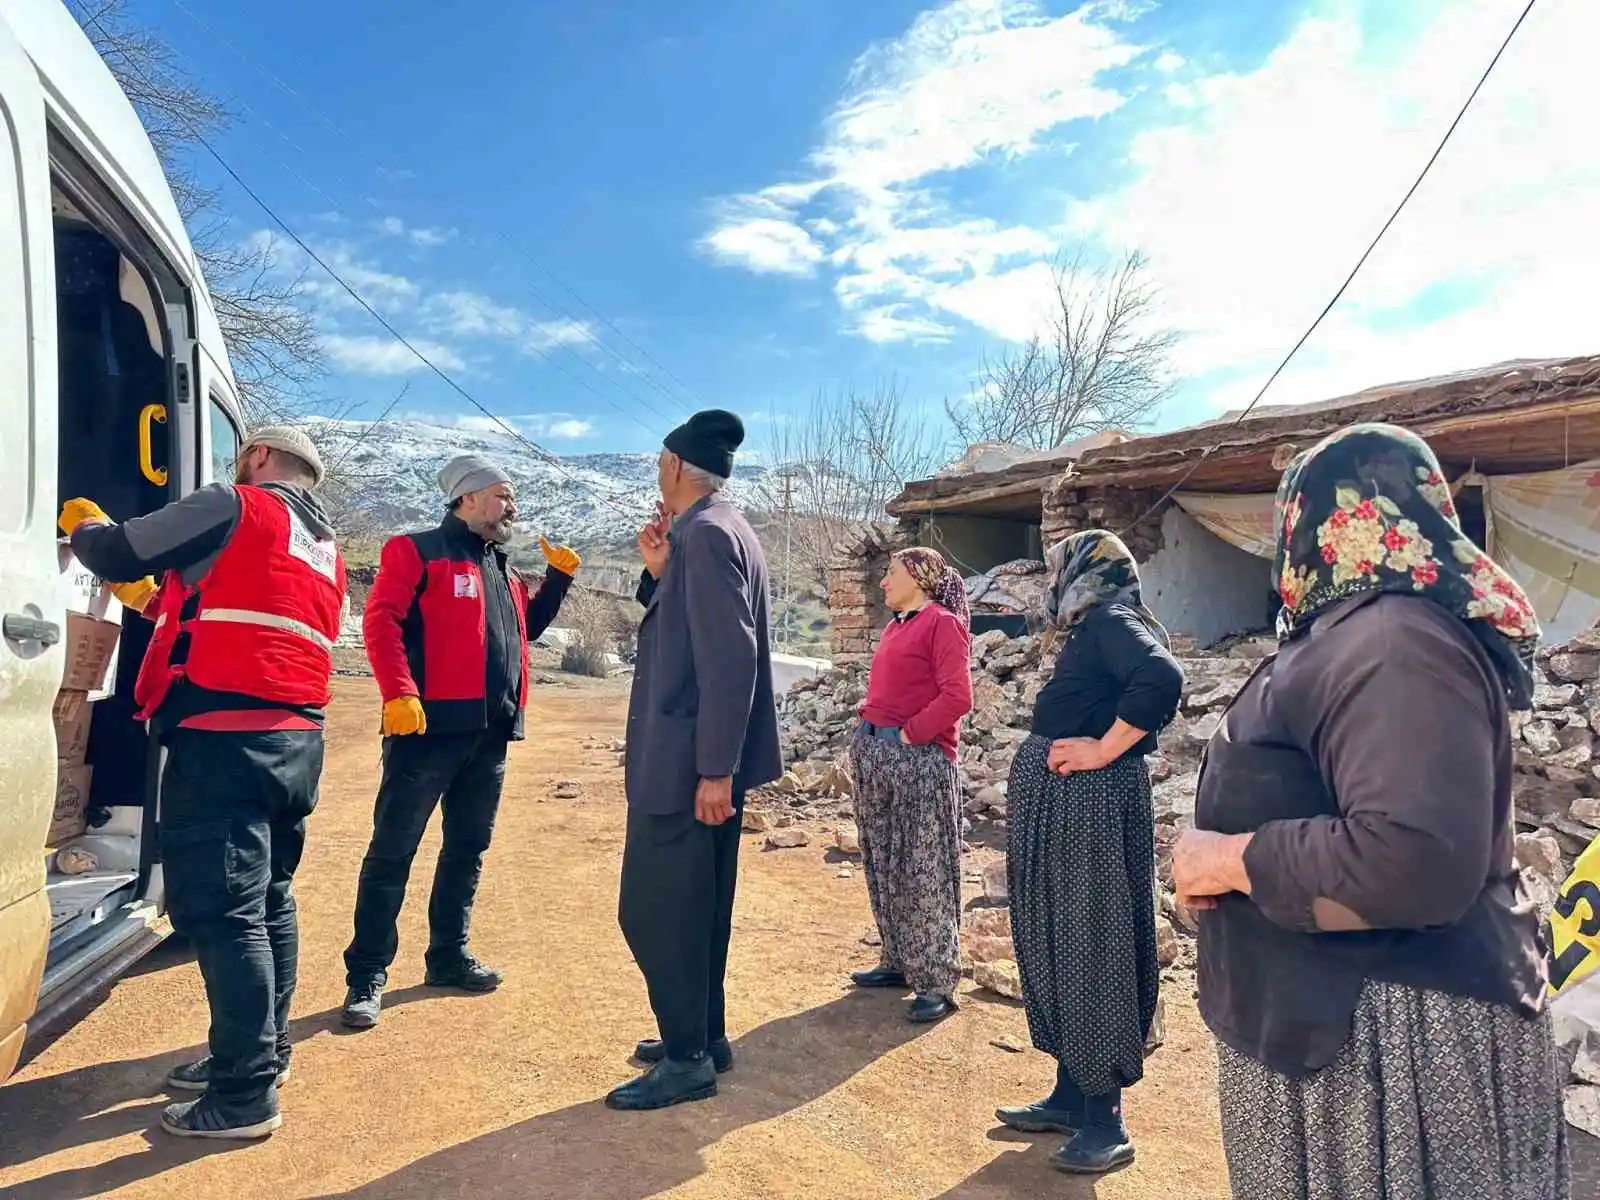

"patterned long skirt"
[847, 728, 962, 999]
[1006, 734, 1158, 1096]
[1217, 980, 1570, 1200]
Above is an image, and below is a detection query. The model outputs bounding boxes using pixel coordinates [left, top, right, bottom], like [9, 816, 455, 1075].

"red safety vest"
[135, 485, 347, 721]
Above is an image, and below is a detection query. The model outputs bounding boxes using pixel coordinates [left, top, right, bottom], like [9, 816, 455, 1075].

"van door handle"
[4, 614, 61, 646]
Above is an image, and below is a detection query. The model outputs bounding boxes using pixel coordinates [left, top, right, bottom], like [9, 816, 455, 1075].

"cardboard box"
[53, 689, 93, 765]
[49, 763, 93, 846]
[57, 541, 123, 701]
[62, 613, 121, 696]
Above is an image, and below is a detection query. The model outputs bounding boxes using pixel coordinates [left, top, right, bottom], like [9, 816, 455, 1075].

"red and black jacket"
[364, 515, 572, 738]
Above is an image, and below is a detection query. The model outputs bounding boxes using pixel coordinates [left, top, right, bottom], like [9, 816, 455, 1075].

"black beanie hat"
[663, 409, 745, 480]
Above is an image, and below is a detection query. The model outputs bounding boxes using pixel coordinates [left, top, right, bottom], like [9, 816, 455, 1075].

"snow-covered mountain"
[308, 418, 770, 546]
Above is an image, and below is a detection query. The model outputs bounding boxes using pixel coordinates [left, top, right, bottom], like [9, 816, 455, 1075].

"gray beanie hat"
[439, 454, 511, 503]
[243, 425, 326, 488]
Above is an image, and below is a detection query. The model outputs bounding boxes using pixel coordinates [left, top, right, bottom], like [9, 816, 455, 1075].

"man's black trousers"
[160, 727, 323, 1109]
[617, 790, 745, 1061]
[343, 728, 509, 986]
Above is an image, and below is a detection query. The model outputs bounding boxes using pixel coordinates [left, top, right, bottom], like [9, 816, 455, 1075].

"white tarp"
[1483, 462, 1600, 647]
[1172, 492, 1278, 560]
[1171, 468, 1600, 645]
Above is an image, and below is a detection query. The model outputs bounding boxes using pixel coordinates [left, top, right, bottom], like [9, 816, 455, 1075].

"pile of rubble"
[964, 559, 1047, 619]
[772, 624, 1600, 1131]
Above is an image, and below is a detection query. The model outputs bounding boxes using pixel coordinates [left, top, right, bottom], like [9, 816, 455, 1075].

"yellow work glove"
[382, 696, 427, 737]
[59, 498, 109, 537]
[108, 576, 159, 614]
[539, 535, 581, 577]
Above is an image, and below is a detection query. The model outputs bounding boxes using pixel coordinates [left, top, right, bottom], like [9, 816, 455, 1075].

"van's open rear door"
[0, 9, 64, 1080]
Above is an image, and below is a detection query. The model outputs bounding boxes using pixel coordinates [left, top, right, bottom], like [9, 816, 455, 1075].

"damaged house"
[829, 354, 1600, 657]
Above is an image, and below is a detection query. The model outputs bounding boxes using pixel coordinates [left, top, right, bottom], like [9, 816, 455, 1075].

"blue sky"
[137, 0, 1595, 457]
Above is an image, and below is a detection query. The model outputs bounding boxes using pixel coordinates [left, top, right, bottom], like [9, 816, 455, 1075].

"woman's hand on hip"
[1048, 737, 1109, 774]
[1172, 829, 1254, 912]
[897, 729, 911, 745]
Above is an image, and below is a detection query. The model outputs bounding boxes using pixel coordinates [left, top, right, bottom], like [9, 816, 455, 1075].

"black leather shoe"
[424, 955, 503, 993]
[635, 1036, 733, 1073]
[995, 1101, 1081, 1135]
[851, 967, 908, 989]
[605, 1056, 718, 1111]
[907, 993, 955, 1023]
[1050, 1127, 1135, 1174]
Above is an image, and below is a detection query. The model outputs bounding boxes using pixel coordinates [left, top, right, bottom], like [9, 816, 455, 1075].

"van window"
[208, 397, 240, 484]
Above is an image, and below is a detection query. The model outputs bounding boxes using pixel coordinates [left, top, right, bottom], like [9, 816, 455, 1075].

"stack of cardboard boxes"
[49, 543, 124, 848]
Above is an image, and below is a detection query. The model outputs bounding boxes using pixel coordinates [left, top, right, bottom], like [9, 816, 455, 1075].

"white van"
[0, 0, 248, 1080]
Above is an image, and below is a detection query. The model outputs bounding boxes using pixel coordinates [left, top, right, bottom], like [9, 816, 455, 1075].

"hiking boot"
[341, 978, 385, 1029]
[605, 1056, 718, 1111]
[165, 1056, 290, 1093]
[160, 1095, 281, 1141]
[635, 1036, 734, 1073]
[424, 955, 503, 993]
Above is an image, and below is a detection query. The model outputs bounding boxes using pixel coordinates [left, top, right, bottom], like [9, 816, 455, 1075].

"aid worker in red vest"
[341, 454, 579, 1029]
[61, 425, 347, 1143]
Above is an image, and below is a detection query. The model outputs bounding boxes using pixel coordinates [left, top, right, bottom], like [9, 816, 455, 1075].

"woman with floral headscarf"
[993, 529, 1184, 1176]
[1173, 424, 1568, 1199]
[849, 546, 974, 1024]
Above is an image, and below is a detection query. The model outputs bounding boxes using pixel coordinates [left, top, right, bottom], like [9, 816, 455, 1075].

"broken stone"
[552, 780, 583, 800]
[1523, 720, 1562, 756]
[1537, 683, 1582, 710]
[1564, 1084, 1600, 1139]
[1552, 742, 1594, 771]
[1571, 797, 1600, 828]
[965, 934, 1015, 965]
[765, 828, 812, 849]
[1516, 831, 1568, 883]
[1156, 916, 1180, 968]
[1548, 651, 1600, 684]
[741, 809, 772, 833]
[973, 958, 1024, 1000]
[982, 859, 1009, 904]
[835, 825, 862, 855]
[966, 908, 1013, 941]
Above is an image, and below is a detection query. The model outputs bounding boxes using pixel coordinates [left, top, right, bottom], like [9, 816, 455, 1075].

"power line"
[156, 0, 704, 421]
[1118, 0, 1540, 535]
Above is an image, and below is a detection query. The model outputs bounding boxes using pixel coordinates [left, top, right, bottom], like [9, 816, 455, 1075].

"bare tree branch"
[73, 0, 325, 427]
[753, 380, 947, 602]
[945, 248, 1177, 450]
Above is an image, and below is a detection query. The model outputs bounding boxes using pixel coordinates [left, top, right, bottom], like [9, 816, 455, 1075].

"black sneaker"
[424, 955, 503, 993]
[165, 1056, 291, 1093]
[160, 1095, 281, 1141]
[635, 1036, 734, 1073]
[907, 993, 956, 1023]
[850, 966, 908, 989]
[341, 978, 385, 1029]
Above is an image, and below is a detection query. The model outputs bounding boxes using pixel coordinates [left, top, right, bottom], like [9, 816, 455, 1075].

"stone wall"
[1041, 479, 1169, 559]
[825, 525, 905, 666]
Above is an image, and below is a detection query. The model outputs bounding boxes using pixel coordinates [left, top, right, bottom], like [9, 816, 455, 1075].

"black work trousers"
[159, 728, 323, 1110]
[343, 728, 509, 985]
[617, 790, 744, 1061]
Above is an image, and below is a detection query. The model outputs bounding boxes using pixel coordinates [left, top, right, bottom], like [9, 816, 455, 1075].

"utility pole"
[779, 468, 795, 649]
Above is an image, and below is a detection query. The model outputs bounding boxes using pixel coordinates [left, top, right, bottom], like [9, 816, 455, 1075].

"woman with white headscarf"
[995, 530, 1183, 1177]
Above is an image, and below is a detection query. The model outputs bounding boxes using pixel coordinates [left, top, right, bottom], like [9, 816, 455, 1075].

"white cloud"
[699, 0, 1149, 341]
[1153, 50, 1184, 73]
[1075, 0, 1600, 412]
[700, 196, 826, 276]
[423, 291, 595, 356]
[322, 335, 465, 376]
[375, 215, 458, 248]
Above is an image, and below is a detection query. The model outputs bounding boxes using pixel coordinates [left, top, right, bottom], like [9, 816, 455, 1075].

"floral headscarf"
[1043, 529, 1169, 646]
[893, 546, 971, 629]
[1274, 422, 1539, 706]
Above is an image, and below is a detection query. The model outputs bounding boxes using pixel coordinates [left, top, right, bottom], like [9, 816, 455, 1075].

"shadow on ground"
[0, 985, 439, 1200]
[310, 992, 930, 1199]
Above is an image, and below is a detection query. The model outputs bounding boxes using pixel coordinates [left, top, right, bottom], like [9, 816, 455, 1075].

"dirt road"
[13, 671, 1550, 1199]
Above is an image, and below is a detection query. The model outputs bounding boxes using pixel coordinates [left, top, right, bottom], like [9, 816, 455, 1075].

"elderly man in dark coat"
[607, 409, 783, 1111]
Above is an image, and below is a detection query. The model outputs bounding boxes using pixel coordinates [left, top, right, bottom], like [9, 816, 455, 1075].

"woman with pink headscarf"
[848, 546, 974, 1024]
